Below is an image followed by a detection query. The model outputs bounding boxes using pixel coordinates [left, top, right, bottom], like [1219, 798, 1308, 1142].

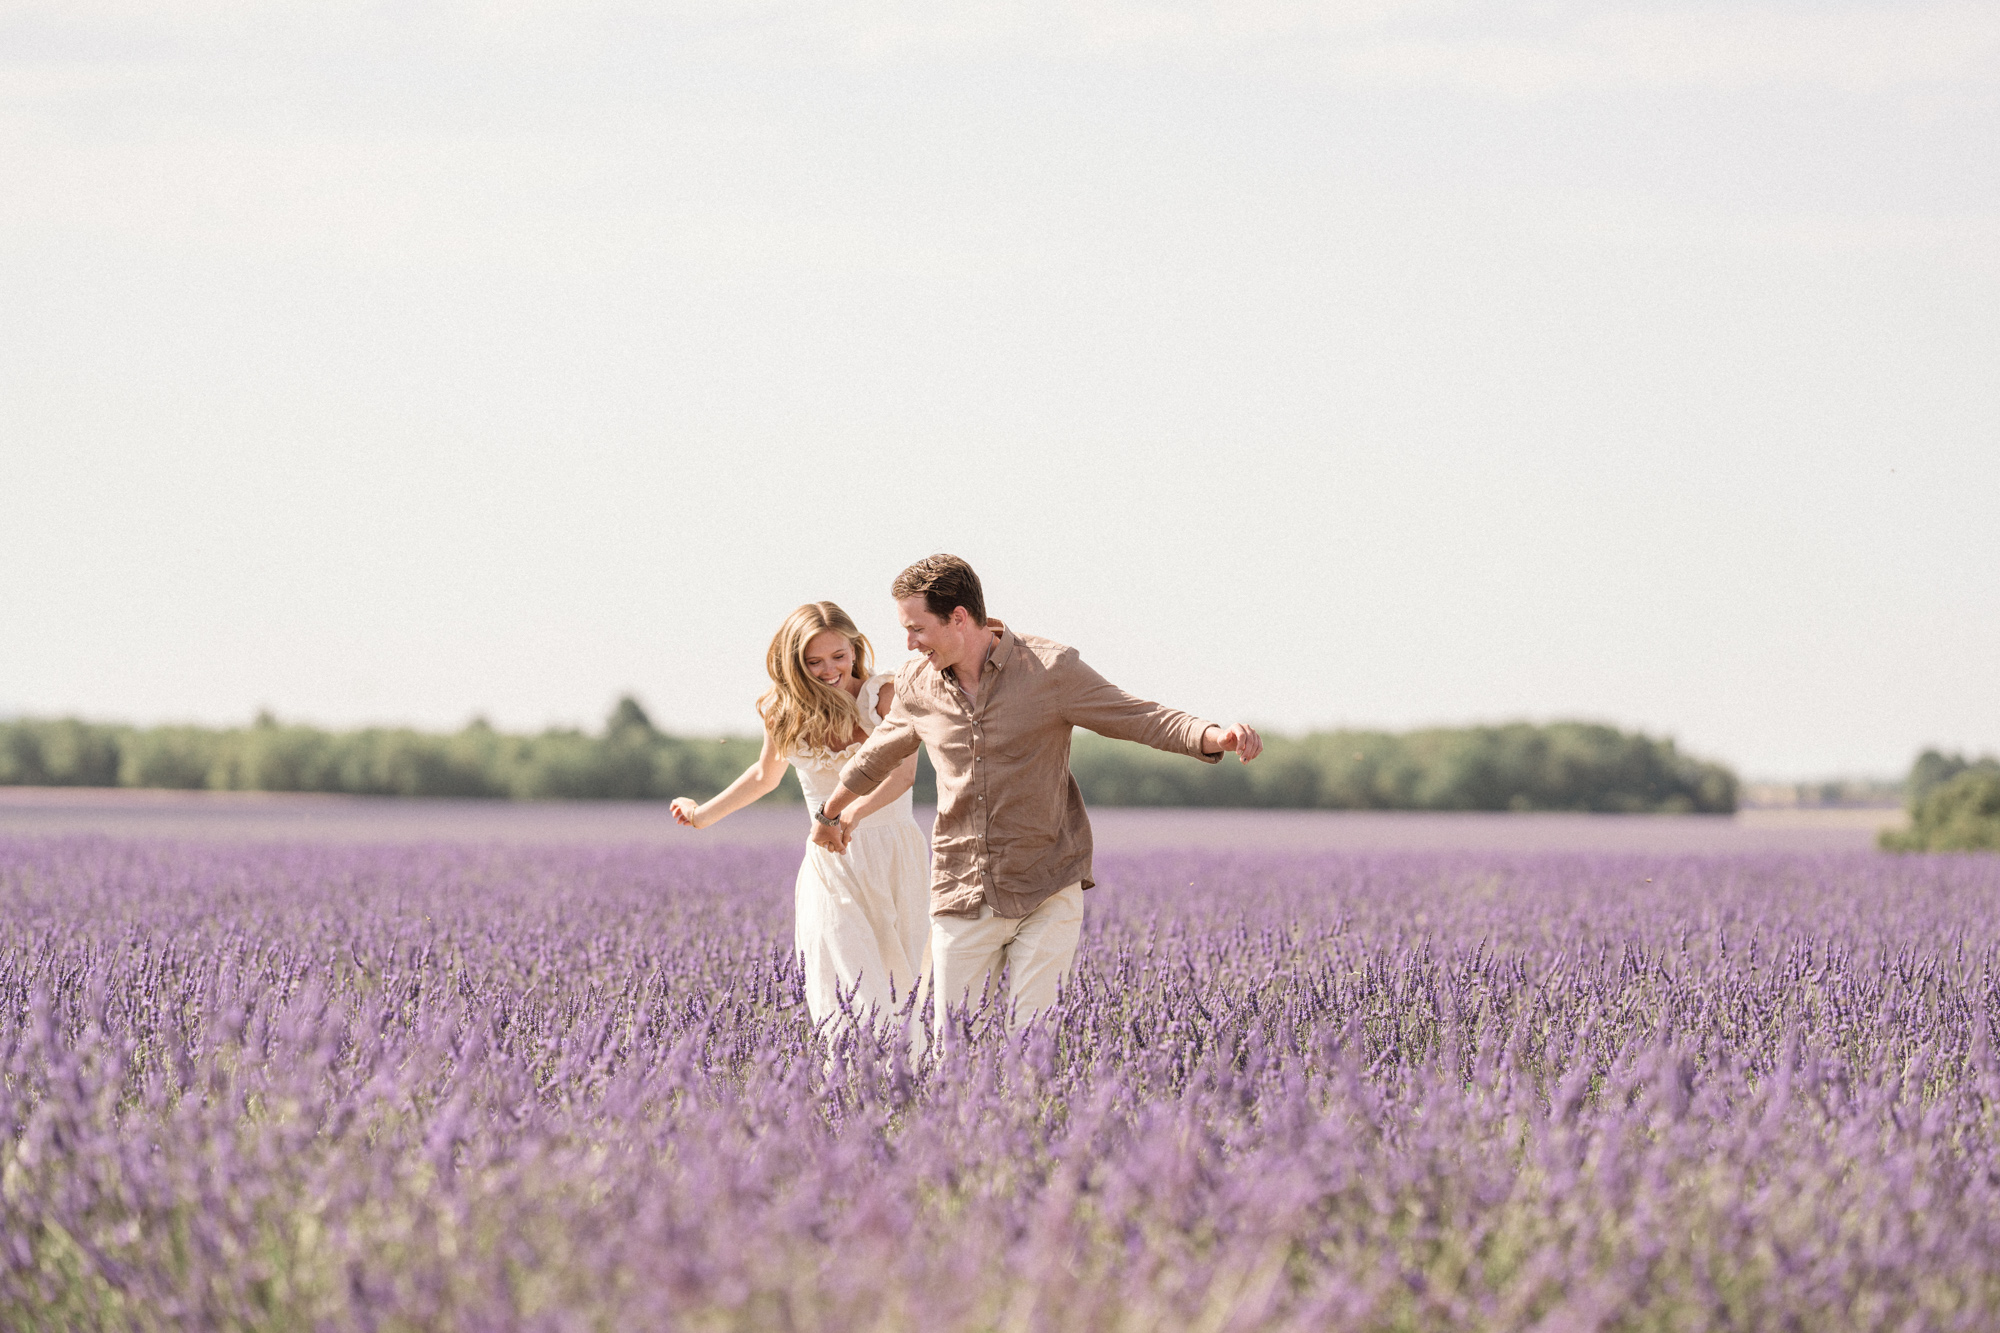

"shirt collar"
[984, 619, 1014, 672]
[941, 619, 1011, 696]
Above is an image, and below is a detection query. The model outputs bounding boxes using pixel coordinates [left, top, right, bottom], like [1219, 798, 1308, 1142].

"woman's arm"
[672, 724, 788, 829]
[837, 683, 917, 827]
[842, 750, 919, 825]
[817, 681, 919, 851]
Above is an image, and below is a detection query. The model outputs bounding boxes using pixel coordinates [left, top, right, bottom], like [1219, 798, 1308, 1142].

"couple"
[673, 554, 1263, 1041]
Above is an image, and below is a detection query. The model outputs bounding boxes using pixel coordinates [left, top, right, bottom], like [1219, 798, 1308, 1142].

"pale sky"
[4, 0, 1996, 779]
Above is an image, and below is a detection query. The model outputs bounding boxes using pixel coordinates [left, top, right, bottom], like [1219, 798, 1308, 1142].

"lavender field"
[3, 800, 1997, 1330]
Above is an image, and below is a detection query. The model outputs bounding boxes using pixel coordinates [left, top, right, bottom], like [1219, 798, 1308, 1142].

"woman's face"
[801, 629, 857, 691]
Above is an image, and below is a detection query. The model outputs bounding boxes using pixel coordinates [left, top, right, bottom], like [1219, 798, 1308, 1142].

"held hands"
[810, 810, 854, 855]
[1204, 723, 1265, 763]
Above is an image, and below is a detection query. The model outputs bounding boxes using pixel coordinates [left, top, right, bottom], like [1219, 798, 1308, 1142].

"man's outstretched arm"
[1062, 652, 1263, 764]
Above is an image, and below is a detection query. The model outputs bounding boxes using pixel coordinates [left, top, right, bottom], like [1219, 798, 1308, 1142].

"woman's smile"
[802, 628, 859, 693]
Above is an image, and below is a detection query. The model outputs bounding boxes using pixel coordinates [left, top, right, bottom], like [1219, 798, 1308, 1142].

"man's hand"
[811, 814, 850, 854]
[1203, 723, 1264, 763]
[813, 783, 864, 854]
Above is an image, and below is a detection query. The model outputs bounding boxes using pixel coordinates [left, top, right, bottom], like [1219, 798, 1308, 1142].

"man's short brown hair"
[892, 554, 986, 627]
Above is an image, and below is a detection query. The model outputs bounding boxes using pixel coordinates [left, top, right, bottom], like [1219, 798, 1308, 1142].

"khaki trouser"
[930, 882, 1083, 1036]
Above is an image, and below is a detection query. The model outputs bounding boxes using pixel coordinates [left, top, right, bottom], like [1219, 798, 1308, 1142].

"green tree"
[0, 719, 124, 786]
[1882, 770, 2000, 852]
[1907, 749, 2000, 808]
[605, 695, 656, 738]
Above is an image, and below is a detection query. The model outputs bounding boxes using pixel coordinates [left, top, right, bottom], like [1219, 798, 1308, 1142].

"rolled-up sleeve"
[1058, 651, 1220, 763]
[839, 692, 921, 795]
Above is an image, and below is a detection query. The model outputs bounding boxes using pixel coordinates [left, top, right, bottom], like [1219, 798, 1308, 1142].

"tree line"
[0, 700, 767, 803]
[1, 701, 1738, 813]
[1069, 721, 1737, 813]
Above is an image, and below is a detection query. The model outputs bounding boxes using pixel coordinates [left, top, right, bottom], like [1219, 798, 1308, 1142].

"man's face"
[898, 595, 966, 672]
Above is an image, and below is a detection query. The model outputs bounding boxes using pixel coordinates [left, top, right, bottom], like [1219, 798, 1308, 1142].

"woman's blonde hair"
[759, 602, 875, 759]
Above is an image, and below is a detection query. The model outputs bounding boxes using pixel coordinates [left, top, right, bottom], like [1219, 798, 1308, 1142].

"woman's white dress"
[791, 672, 931, 1032]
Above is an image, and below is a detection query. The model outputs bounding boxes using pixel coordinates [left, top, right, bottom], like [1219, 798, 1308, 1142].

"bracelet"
[812, 803, 841, 827]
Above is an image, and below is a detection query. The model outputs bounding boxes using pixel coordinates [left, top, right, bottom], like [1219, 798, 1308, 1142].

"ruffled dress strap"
[856, 672, 898, 732]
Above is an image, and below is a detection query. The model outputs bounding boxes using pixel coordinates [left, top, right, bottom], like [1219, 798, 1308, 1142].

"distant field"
[0, 785, 1898, 851]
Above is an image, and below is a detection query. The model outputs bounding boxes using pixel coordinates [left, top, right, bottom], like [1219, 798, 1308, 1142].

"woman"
[673, 602, 930, 1039]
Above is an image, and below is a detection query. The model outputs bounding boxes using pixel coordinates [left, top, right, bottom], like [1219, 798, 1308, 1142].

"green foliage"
[0, 706, 1732, 812]
[0, 698, 785, 804]
[1882, 767, 2000, 853]
[1069, 721, 1738, 813]
[1906, 749, 2000, 809]
[0, 718, 123, 787]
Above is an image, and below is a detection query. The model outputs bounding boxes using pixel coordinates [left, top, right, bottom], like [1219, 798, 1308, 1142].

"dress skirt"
[794, 815, 932, 1034]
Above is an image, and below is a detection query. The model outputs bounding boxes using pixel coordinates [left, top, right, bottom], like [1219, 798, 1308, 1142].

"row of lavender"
[4, 834, 1999, 1330]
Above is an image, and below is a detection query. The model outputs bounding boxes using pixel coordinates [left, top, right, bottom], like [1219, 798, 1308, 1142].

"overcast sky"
[4, 0, 1996, 779]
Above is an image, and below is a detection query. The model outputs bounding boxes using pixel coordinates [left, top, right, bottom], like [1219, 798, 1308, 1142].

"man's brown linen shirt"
[839, 622, 1221, 920]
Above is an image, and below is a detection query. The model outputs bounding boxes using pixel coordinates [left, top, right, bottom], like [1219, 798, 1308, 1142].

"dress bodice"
[791, 672, 913, 828]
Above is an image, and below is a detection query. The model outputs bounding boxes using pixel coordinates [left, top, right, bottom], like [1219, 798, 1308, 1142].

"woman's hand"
[810, 815, 849, 855]
[671, 797, 704, 829]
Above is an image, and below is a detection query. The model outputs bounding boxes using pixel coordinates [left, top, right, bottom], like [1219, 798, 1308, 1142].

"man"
[812, 554, 1262, 1034]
